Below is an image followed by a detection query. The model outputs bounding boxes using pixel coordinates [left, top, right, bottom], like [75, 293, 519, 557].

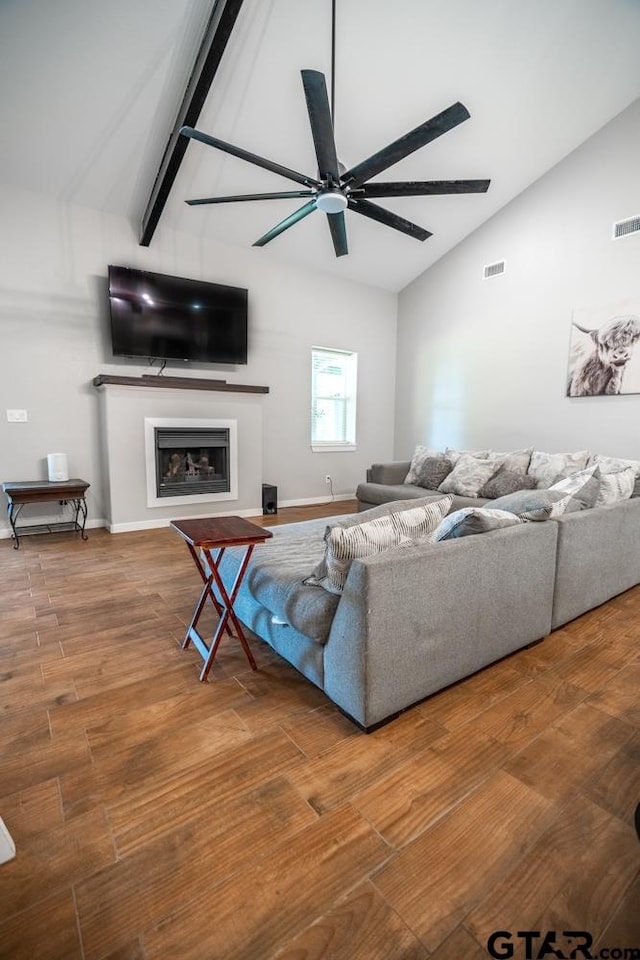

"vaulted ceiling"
[2, 0, 640, 291]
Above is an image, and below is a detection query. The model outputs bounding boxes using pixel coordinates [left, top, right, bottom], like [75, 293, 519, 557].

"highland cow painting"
[567, 300, 640, 397]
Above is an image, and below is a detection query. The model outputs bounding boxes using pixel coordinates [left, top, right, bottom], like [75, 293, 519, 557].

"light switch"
[6, 409, 28, 422]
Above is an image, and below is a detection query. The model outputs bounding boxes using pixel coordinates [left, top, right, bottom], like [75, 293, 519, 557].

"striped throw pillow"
[307, 495, 452, 594]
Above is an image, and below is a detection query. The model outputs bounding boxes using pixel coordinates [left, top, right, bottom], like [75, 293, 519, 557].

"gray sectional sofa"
[213, 449, 640, 731]
[357, 458, 476, 510]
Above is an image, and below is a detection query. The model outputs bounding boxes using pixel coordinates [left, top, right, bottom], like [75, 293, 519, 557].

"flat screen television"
[108, 265, 248, 364]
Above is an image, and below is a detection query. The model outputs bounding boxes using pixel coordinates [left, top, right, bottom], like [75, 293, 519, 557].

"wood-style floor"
[1, 501, 638, 960]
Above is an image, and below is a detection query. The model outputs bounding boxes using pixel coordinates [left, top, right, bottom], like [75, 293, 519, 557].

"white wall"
[0, 187, 397, 534]
[396, 97, 640, 461]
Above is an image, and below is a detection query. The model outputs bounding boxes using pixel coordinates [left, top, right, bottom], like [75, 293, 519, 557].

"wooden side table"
[3, 479, 90, 549]
[170, 516, 273, 681]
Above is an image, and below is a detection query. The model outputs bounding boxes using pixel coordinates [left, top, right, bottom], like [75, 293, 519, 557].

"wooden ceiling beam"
[139, 0, 246, 247]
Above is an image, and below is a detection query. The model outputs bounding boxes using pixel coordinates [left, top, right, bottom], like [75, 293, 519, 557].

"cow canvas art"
[567, 300, 640, 397]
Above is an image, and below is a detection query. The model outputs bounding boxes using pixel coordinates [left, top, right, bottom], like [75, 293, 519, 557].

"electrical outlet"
[325, 474, 332, 484]
[7, 409, 28, 422]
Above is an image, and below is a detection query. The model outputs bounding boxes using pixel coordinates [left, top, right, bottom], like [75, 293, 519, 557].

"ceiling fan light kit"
[316, 189, 348, 214]
[179, 7, 490, 258]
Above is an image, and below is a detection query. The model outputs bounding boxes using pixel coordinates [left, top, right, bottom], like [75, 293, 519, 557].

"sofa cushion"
[491, 488, 573, 520]
[434, 507, 525, 540]
[356, 481, 440, 507]
[214, 521, 340, 644]
[595, 466, 636, 506]
[438, 454, 502, 498]
[527, 449, 590, 488]
[548, 465, 601, 511]
[478, 468, 537, 499]
[307, 496, 453, 595]
[413, 456, 454, 490]
[404, 445, 443, 484]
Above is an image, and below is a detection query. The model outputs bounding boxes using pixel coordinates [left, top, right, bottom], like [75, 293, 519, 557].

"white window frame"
[311, 346, 358, 452]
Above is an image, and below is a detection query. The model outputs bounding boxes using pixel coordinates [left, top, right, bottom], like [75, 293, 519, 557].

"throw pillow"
[307, 495, 453, 594]
[595, 467, 635, 507]
[548, 465, 601, 512]
[438, 455, 501, 498]
[413, 456, 454, 490]
[527, 449, 590, 488]
[404, 444, 443, 484]
[491, 488, 573, 521]
[308, 495, 447, 585]
[590, 454, 640, 497]
[444, 446, 490, 465]
[489, 448, 533, 473]
[478, 469, 537, 499]
[434, 507, 525, 541]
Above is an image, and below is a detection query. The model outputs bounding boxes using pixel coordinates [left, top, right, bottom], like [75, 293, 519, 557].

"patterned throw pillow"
[591, 454, 640, 497]
[595, 467, 636, 507]
[434, 507, 525, 541]
[491, 488, 573, 521]
[413, 456, 454, 490]
[438, 455, 501, 498]
[404, 445, 443, 484]
[527, 450, 590, 488]
[307, 496, 453, 594]
[444, 447, 490, 465]
[489, 448, 533, 473]
[549, 465, 601, 511]
[478, 469, 537, 499]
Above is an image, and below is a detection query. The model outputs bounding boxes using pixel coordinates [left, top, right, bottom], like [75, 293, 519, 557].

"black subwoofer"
[262, 483, 277, 515]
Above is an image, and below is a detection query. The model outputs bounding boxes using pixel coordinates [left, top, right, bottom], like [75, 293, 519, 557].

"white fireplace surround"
[144, 417, 238, 508]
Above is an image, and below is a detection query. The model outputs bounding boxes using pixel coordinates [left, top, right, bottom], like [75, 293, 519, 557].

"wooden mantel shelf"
[93, 374, 269, 394]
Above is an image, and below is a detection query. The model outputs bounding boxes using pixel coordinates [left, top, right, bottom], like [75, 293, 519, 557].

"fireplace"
[155, 426, 230, 498]
[144, 418, 238, 508]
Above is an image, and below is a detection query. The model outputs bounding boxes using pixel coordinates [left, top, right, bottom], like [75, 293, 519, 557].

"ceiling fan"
[179, 8, 490, 257]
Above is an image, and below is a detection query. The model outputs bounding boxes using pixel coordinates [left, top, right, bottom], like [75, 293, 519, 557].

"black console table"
[2, 480, 90, 549]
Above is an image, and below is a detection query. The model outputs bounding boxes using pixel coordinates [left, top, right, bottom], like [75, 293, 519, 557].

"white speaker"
[47, 452, 69, 482]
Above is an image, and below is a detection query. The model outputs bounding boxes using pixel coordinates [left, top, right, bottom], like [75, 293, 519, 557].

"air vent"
[613, 215, 640, 240]
[483, 260, 505, 279]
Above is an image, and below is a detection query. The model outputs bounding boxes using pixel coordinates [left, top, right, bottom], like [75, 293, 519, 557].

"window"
[311, 347, 357, 451]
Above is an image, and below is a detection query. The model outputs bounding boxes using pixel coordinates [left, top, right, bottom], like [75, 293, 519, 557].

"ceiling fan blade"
[326, 212, 348, 257]
[180, 126, 320, 189]
[348, 198, 432, 241]
[186, 190, 315, 206]
[342, 102, 471, 189]
[360, 179, 491, 198]
[301, 70, 340, 182]
[253, 200, 318, 247]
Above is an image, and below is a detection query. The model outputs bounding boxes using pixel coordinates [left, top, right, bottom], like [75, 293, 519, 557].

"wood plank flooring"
[1, 502, 638, 960]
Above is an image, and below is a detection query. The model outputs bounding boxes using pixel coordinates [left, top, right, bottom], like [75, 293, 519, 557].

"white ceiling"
[2, 0, 640, 292]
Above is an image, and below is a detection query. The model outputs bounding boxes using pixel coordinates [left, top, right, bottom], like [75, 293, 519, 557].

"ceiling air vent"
[613, 215, 640, 240]
[483, 260, 505, 279]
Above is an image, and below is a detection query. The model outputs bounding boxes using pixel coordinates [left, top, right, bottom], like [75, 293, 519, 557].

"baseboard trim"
[107, 495, 354, 532]
[278, 494, 353, 508]
[107, 507, 264, 534]
[0, 496, 355, 539]
[0, 518, 106, 541]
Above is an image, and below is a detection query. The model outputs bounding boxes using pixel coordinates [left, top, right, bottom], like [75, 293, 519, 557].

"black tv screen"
[108, 265, 248, 364]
